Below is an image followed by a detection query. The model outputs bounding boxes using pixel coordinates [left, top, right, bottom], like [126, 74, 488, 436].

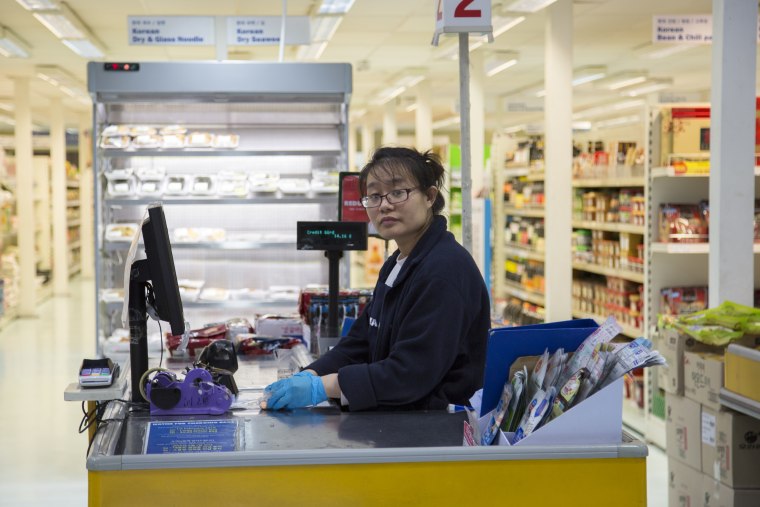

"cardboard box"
[671, 107, 711, 154]
[684, 351, 724, 411]
[701, 406, 760, 488]
[666, 393, 702, 470]
[702, 474, 760, 507]
[668, 457, 703, 507]
[658, 328, 712, 395]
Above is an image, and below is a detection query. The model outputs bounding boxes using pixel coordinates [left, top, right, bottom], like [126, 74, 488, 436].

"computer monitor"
[142, 204, 185, 336]
[129, 203, 185, 402]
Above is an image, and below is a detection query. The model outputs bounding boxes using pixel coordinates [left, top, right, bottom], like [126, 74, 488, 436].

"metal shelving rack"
[88, 62, 352, 347]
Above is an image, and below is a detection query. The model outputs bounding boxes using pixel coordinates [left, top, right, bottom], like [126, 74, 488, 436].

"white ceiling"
[0, 0, 745, 131]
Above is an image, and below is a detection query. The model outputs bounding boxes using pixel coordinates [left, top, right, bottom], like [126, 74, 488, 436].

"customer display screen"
[296, 221, 368, 251]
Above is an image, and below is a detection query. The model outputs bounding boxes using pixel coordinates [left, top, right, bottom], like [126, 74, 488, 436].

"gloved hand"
[264, 370, 327, 410]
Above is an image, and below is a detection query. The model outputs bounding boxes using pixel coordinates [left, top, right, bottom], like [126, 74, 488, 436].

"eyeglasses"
[360, 188, 418, 208]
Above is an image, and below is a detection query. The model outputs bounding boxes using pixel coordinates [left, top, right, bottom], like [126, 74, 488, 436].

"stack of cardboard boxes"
[659, 328, 760, 507]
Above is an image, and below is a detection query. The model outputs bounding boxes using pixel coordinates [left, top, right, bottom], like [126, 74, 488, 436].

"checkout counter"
[70, 356, 649, 507]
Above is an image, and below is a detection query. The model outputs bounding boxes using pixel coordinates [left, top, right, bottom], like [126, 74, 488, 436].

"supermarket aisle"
[0, 279, 93, 507]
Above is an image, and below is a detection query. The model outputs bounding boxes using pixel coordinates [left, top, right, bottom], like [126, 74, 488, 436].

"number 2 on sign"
[455, 0, 481, 18]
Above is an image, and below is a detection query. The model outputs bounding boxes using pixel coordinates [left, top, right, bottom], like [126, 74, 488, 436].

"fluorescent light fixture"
[572, 66, 606, 86]
[573, 99, 645, 120]
[432, 115, 460, 129]
[503, 124, 526, 134]
[318, 0, 355, 14]
[505, 0, 558, 13]
[0, 26, 31, 58]
[620, 78, 673, 97]
[0, 103, 13, 112]
[492, 15, 526, 37]
[396, 74, 424, 89]
[572, 121, 592, 131]
[351, 108, 367, 118]
[311, 15, 343, 41]
[485, 51, 519, 77]
[33, 11, 85, 39]
[370, 71, 426, 105]
[15, 0, 58, 10]
[37, 65, 88, 99]
[371, 86, 406, 105]
[0, 116, 16, 127]
[437, 16, 525, 61]
[405, 103, 418, 113]
[601, 71, 649, 91]
[61, 38, 103, 58]
[634, 42, 700, 60]
[296, 41, 328, 60]
[595, 115, 642, 129]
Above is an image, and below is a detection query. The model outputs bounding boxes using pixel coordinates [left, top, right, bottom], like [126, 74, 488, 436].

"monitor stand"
[128, 259, 151, 403]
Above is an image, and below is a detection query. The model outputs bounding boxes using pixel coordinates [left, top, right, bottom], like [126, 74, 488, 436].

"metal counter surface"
[86, 357, 648, 471]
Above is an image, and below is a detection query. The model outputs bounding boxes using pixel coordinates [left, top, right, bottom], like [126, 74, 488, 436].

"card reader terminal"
[79, 358, 119, 388]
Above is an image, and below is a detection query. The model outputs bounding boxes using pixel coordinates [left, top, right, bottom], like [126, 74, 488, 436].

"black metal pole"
[325, 250, 343, 338]
[129, 260, 150, 403]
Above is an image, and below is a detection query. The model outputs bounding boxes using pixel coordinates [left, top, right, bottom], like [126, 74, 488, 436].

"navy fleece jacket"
[306, 215, 490, 411]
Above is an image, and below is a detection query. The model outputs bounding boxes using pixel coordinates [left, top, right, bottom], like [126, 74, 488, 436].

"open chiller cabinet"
[88, 62, 353, 352]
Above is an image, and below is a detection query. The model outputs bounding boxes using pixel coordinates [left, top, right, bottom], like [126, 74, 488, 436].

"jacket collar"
[383, 215, 448, 287]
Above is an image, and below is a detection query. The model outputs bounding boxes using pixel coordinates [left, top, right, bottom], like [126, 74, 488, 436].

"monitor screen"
[142, 204, 185, 336]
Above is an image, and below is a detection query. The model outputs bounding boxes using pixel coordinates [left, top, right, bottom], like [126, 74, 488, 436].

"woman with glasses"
[265, 146, 490, 411]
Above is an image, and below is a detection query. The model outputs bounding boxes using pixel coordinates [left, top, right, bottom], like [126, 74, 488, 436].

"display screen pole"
[128, 259, 150, 403]
[325, 251, 343, 339]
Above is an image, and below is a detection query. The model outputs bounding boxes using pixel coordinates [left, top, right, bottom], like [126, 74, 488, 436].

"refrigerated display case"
[88, 62, 352, 350]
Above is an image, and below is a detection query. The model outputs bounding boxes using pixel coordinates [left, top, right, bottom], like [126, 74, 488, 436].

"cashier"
[265, 146, 490, 411]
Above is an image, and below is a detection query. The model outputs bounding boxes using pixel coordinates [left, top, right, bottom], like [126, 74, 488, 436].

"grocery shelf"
[103, 240, 296, 252]
[37, 283, 52, 304]
[67, 180, 80, 188]
[105, 195, 337, 206]
[69, 240, 81, 250]
[68, 219, 81, 227]
[502, 281, 545, 306]
[651, 166, 760, 178]
[645, 412, 667, 449]
[67, 200, 80, 207]
[572, 261, 645, 284]
[69, 265, 81, 276]
[572, 177, 645, 188]
[504, 206, 545, 218]
[571, 220, 645, 235]
[571, 310, 643, 338]
[504, 242, 545, 262]
[622, 398, 647, 436]
[651, 242, 760, 254]
[0, 307, 18, 332]
[719, 388, 760, 421]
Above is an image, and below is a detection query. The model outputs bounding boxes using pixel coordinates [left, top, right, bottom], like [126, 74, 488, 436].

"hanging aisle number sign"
[432, 0, 493, 46]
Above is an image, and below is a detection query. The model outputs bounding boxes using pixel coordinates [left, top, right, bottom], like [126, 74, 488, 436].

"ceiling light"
[505, 0, 558, 13]
[296, 41, 328, 60]
[572, 66, 606, 86]
[634, 42, 700, 60]
[318, 0, 355, 14]
[62, 38, 103, 58]
[601, 71, 649, 91]
[595, 115, 642, 129]
[437, 16, 525, 61]
[620, 78, 673, 97]
[33, 11, 85, 39]
[371, 86, 406, 105]
[432, 115, 460, 129]
[405, 103, 418, 113]
[0, 26, 31, 58]
[492, 15, 526, 37]
[311, 15, 343, 41]
[485, 51, 519, 77]
[0, 104, 13, 112]
[572, 99, 645, 120]
[15, 0, 58, 10]
[37, 65, 87, 98]
[370, 71, 426, 105]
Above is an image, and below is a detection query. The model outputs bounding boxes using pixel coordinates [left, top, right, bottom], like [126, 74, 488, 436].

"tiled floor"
[0, 278, 669, 506]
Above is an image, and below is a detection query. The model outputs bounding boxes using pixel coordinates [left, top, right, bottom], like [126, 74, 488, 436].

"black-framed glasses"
[360, 188, 418, 208]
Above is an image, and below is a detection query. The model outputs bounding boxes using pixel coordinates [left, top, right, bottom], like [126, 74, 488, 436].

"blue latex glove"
[264, 370, 327, 410]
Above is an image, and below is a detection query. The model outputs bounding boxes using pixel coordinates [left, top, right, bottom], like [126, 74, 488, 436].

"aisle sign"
[432, 0, 492, 46]
[227, 17, 311, 46]
[652, 15, 712, 44]
[129, 16, 215, 45]
[653, 15, 760, 43]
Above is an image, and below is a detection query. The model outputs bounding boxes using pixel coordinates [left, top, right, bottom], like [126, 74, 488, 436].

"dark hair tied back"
[359, 146, 447, 215]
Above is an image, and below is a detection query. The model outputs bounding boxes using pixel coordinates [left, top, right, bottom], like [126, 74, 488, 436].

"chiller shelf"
[104, 195, 336, 206]
[103, 240, 296, 252]
[503, 242, 545, 262]
[572, 177, 645, 188]
[504, 206, 545, 218]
